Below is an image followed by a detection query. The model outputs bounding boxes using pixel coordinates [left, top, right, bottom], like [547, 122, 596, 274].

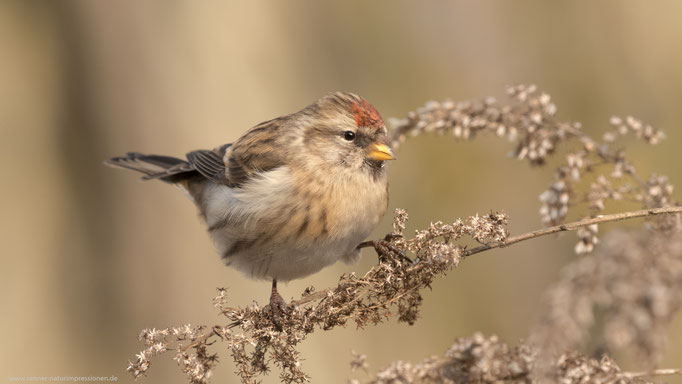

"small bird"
[106, 92, 396, 324]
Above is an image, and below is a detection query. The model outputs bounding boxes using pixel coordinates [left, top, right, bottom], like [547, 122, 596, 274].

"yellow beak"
[367, 143, 396, 161]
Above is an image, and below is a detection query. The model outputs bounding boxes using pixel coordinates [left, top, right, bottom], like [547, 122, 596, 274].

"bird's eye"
[343, 131, 356, 141]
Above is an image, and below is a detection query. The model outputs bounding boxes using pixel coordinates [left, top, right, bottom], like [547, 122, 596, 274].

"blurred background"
[2, 1, 682, 383]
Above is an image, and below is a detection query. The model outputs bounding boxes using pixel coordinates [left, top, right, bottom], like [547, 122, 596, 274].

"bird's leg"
[269, 279, 288, 330]
[358, 234, 412, 265]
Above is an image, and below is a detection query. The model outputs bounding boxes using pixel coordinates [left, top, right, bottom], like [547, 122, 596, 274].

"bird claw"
[269, 289, 289, 331]
[372, 235, 411, 265]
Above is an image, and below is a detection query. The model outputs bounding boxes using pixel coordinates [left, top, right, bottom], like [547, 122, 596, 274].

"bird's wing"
[224, 117, 287, 188]
[187, 117, 286, 188]
[186, 145, 230, 183]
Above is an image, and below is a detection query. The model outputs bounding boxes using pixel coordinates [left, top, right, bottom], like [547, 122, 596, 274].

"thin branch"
[292, 290, 330, 306]
[293, 207, 682, 308]
[464, 206, 682, 257]
[621, 368, 682, 379]
[180, 327, 219, 353]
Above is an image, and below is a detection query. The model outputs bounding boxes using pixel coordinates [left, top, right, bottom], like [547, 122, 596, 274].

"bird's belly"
[202, 167, 388, 281]
[219, 237, 354, 281]
[209, 193, 385, 281]
[211, 202, 381, 280]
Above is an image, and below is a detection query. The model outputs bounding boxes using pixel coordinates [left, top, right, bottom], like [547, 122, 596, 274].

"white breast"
[201, 165, 388, 281]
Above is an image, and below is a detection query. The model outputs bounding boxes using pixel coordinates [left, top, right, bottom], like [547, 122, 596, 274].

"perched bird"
[106, 92, 396, 324]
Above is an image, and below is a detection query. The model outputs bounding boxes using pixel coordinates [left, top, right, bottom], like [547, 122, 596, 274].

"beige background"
[2, 1, 681, 383]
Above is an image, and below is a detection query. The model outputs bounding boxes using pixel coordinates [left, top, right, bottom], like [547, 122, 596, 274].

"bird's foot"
[370, 234, 412, 265]
[268, 281, 289, 331]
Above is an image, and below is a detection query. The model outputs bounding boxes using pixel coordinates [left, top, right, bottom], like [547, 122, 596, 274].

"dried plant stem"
[621, 368, 682, 379]
[464, 206, 682, 257]
[295, 207, 681, 309]
[181, 327, 219, 353]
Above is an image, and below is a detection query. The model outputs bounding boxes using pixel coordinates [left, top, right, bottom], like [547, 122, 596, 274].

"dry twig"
[464, 206, 682, 257]
[127, 206, 681, 383]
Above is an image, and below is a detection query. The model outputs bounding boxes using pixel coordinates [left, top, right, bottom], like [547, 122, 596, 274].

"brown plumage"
[106, 92, 396, 325]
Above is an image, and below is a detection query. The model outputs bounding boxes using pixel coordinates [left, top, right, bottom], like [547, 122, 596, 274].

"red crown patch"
[351, 99, 384, 128]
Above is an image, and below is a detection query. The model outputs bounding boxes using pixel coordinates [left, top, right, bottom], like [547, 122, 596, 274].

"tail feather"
[105, 152, 197, 182]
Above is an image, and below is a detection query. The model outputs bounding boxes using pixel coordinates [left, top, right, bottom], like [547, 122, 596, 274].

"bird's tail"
[105, 152, 197, 183]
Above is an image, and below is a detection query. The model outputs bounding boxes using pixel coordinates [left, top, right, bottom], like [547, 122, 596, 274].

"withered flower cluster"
[128, 211, 509, 383]
[390, 84, 564, 163]
[531, 229, 682, 368]
[355, 333, 658, 384]
[390, 84, 678, 253]
[127, 325, 217, 383]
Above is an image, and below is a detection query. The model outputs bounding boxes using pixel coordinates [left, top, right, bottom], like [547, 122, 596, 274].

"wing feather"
[185, 117, 287, 187]
[223, 117, 286, 188]
[186, 150, 226, 182]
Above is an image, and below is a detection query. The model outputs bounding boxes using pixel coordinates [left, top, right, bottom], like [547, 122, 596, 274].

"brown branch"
[291, 207, 682, 309]
[180, 327, 220, 353]
[464, 206, 682, 257]
[621, 368, 682, 379]
[292, 289, 331, 306]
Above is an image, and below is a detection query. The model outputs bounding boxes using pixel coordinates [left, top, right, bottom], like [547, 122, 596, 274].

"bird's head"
[297, 92, 395, 173]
